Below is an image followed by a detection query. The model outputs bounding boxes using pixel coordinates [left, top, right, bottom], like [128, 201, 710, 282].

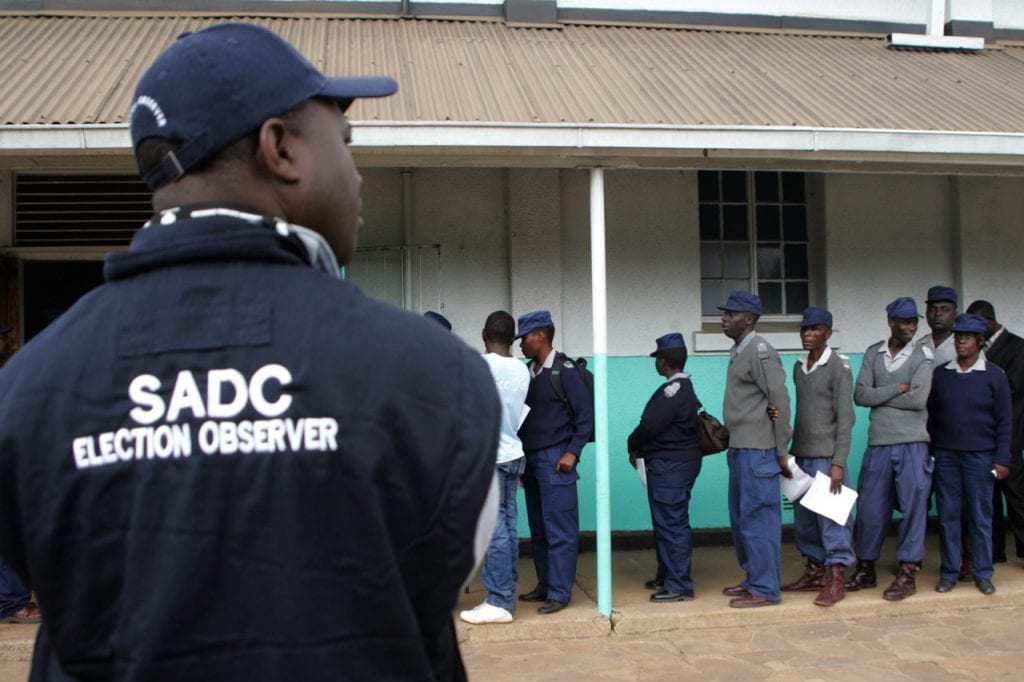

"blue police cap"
[952, 313, 987, 334]
[131, 23, 398, 191]
[799, 307, 833, 329]
[717, 290, 763, 316]
[650, 332, 686, 357]
[0, 325, 10, 334]
[925, 285, 958, 305]
[423, 311, 452, 331]
[515, 310, 553, 339]
[886, 296, 921, 319]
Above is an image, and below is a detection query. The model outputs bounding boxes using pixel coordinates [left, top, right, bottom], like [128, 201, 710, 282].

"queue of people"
[464, 285, 1021, 625]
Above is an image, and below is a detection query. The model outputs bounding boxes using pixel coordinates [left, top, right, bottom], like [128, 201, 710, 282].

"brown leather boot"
[813, 565, 846, 607]
[883, 562, 919, 601]
[781, 558, 826, 592]
[843, 559, 876, 591]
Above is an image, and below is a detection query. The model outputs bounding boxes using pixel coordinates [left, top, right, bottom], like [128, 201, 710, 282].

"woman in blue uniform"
[929, 313, 1012, 595]
[628, 333, 703, 602]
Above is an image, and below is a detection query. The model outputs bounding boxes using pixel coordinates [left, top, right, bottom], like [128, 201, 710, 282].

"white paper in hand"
[779, 456, 813, 502]
[799, 471, 858, 526]
[635, 457, 647, 490]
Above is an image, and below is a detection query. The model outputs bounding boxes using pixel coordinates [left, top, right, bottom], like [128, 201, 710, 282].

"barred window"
[699, 170, 811, 316]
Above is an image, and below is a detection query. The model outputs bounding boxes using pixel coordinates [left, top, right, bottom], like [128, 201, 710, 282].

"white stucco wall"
[957, 175, 1024, 333]
[824, 173, 955, 353]
[557, 0, 928, 23]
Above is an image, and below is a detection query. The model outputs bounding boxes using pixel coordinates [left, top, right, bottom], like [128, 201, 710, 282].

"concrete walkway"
[2, 533, 1021, 679]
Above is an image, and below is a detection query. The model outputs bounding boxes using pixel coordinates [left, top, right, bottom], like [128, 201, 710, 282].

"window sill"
[693, 324, 844, 353]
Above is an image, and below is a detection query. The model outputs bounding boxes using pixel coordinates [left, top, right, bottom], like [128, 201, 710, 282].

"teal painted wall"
[516, 352, 871, 535]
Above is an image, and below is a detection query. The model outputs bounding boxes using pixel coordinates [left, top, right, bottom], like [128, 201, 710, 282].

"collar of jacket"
[104, 211, 311, 282]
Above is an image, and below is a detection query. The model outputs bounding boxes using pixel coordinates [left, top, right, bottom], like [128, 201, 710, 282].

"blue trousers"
[853, 442, 932, 563]
[728, 448, 782, 602]
[481, 457, 526, 611]
[793, 457, 855, 566]
[0, 559, 30, 619]
[646, 457, 702, 594]
[934, 450, 995, 581]
[522, 444, 579, 603]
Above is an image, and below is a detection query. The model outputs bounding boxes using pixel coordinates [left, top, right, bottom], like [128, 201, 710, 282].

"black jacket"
[0, 210, 500, 681]
[987, 328, 1024, 454]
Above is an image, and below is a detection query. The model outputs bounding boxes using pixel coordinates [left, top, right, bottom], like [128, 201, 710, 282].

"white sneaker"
[459, 602, 514, 624]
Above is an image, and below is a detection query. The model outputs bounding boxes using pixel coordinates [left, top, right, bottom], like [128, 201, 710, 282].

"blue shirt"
[518, 350, 594, 456]
[627, 372, 701, 461]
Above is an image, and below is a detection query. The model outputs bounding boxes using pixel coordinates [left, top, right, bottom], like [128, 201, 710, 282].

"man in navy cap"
[627, 333, 703, 602]
[515, 310, 594, 615]
[717, 291, 792, 608]
[780, 308, 855, 607]
[918, 285, 958, 366]
[967, 300, 1024, 565]
[847, 297, 935, 601]
[0, 23, 500, 680]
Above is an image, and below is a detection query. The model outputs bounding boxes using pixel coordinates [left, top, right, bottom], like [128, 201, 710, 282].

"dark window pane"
[700, 205, 720, 240]
[757, 245, 782, 279]
[722, 171, 747, 202]
[755, 172, 779, 202]
[700, 243, 722, 278]
[698, 171, 719, 202]
[783, 206, 807, 241]
[722, 205, 748, 240]
[758, 282, 782, 314]
[784, 244, 808, 278]
[756, 205, 780, 241]
[701, 280, 724, 316]
[782, 172, 806, 203]
[723, 244, 749, 278]
[725, 279, 751, 298]
[786, 282, 809, 314]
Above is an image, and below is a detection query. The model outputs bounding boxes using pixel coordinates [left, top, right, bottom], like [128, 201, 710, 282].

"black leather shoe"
[935, 578, 956, 593]
[650, 589, 694, 603]
[975, 579, 996, 595]
[518, 589, 546, 602]
[644, 578, 664, 590]
[537, 600, 568, 614]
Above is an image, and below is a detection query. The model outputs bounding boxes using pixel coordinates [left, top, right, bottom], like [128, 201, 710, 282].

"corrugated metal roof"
[2, 13, 1024, 133]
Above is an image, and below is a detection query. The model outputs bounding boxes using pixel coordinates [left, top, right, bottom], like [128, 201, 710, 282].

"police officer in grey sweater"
[780, 307, 856, 607]
[846, 297, 935, 601]
[718, 291, 793, 608]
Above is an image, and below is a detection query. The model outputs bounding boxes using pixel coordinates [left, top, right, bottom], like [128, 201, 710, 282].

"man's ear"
[256, 117, 302, 183]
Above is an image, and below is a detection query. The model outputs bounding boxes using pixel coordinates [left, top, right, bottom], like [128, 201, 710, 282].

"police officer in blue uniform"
[628, 333, 703, 602]
[516, 310, 594, 615]
[0, 24, 500, 681]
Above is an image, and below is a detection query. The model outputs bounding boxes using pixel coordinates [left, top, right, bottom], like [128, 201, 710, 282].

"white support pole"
[589, 167, 612, 618]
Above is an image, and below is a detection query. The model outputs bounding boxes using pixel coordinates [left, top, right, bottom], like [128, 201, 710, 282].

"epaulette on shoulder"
[920, 345, 934, 361]
[837, 353, 851, 370]
[663, 381, 681, 398]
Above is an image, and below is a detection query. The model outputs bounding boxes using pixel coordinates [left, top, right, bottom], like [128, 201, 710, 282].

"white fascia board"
[4, 122, 1024, 159]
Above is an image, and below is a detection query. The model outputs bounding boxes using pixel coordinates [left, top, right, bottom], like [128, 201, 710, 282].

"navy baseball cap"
[953, 313, 987, 334]
[718, 290, 764, 316]
[130, 22, 398, 191]
[925, 285, 958, 305]
[423, 311, 452, 331]
[515, 310, 553, 339]
[0, 325, 10, 334]
[650, 333, 686, 356]
[886, 296, 921, 319]
[799, 307, 833, 329]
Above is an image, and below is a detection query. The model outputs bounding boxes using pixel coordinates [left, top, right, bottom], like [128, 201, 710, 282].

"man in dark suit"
[967, 300, 1024, 563]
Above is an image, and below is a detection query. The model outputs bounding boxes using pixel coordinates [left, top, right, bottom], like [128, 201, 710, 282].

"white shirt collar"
[666, 372, 689, 382]
[985, 326, 1004, 350]
[800, 346, 833, 374]
[943, 355, 987, 373]
[530, 348, 560, 377]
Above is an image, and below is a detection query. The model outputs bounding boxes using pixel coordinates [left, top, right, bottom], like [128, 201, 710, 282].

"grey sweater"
[854, 340, 934, 446]
[790, 351, 855, 467]
[723, 333, 792, 453]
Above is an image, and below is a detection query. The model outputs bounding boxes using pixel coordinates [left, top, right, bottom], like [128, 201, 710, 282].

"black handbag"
[696, 400, 729, 455]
